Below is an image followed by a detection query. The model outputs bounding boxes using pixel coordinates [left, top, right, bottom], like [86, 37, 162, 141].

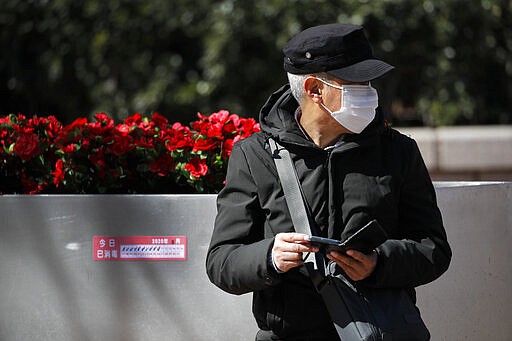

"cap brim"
[326, 59, 394, 82]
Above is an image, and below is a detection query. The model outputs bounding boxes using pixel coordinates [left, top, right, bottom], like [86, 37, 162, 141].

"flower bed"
[0, 111, 259, 194]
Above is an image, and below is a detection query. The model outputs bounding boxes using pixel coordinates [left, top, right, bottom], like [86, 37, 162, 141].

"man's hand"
[272, 233, 319, 273]
[327, 249, 378, 281]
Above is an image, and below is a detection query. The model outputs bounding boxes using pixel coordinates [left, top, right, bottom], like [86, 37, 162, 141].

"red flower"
[81, 138, 91, 151]
[89, 151, 107, 178]
[62, 117, 87, 133]
[151, 112, 168, 128]
[14, 133, 40, 161]
[149, 154, 175, 176]
[239, 117, 260, 137]
[185, 157, 208, 178]
[209, 110, 230, 124]
[69, 117, 88, 130]
[193, 136, 219, 152]
[134, 135, 155, 148]
[0, 116, 11, 125]
[52, 159, 65, 187]
[62, 144, 76, 153]
[20, 174, 42, 194]
[109, 134, 134, 156]
[89, 112, 114, 137]
[57, 117, 88, 144]
[43, 116, 62, 139]
[94, 112, 113, 125]
[138, 120, 152, 132]
[192, 112, 225, 139]
[222, 121, 237, 136]
[116, 124, 131, 136]
[15, 124, 35, 134]
[222, 138, 235, 158]
[0, 118, 10, 138]
[192, 120, 223, 139]
[164, 123, 194, 151]
[125, 113, 143, 126]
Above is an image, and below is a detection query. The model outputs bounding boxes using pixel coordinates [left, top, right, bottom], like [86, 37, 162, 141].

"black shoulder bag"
[270, 138, 430, 341]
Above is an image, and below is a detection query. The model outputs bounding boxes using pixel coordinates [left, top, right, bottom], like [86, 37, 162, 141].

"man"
[206, 23, 451, 340]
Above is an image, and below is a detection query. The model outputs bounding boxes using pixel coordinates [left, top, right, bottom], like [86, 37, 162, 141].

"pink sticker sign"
[93, 236, 187, 261]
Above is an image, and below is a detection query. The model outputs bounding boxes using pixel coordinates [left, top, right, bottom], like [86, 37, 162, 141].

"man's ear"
[304, 77, 323, 103]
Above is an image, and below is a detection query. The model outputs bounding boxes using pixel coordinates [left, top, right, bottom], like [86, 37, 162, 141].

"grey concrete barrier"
[0, 195, 256, 341]
[397, 126, 512, 181]
[0, 182, 510, 340]
[417, 181, 512, 340]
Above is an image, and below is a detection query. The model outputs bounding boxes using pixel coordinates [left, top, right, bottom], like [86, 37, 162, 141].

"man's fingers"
[273, 250, 305, 272]
[273, 233, 319, 272]
[276, 232, 310, 242]
[274, 241, 310, 253]
[345, 249, 366, 261]
[327, 250, 353, 264]
[275, 233, 318, 253]
[276, 259, 303, 272]
[329, 250, 370, 265]
[272, 232, 322, 272]
[275, 251, 304, 262]
[327, 250, 378, 281]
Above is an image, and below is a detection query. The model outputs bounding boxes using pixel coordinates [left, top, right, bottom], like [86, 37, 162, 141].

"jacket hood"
[259, 84, 308, 146]
[258, 83, 387, 147]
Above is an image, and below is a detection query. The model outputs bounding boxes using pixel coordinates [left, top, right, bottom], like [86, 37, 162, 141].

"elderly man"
[206, 23, 451, 340]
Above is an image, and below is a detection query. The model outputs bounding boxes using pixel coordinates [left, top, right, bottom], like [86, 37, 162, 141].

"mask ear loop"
[315, 78, 344, 115]
[315, 77, 343, 90]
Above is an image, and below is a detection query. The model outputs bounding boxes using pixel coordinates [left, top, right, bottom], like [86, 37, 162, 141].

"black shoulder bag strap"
[269, 138, 311, 234]
[269, 138, 322, 269]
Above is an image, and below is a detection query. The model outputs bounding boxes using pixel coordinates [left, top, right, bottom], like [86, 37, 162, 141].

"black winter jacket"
[206, 85, 451, 340]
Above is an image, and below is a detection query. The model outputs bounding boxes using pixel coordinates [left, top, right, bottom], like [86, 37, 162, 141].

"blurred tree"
[0, 0, 211, 123]
[0, 0, 511, 126]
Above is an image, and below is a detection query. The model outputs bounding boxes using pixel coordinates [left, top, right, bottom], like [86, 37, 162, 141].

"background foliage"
[1, 0, 511, 126]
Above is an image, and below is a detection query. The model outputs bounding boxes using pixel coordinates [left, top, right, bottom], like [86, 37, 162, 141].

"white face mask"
[316, 78, 379, 134]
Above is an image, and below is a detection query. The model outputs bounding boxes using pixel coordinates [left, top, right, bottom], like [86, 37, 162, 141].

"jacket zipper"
[325, 142, 360, 238]
[324, 149, 335, 238]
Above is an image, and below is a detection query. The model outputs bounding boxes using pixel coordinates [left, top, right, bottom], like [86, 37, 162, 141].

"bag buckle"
[316, 275, 334, 292]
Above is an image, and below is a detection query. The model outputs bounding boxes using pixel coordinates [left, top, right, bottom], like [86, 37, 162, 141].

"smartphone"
[308, 220, 388, 254]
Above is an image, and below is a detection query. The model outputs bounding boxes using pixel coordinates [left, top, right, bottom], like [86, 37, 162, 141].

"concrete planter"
[0, 195, 255, 340]
[0, 183, 511, 340]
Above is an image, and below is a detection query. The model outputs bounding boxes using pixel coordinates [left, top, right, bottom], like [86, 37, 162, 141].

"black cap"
[283, 23, 394, 82]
